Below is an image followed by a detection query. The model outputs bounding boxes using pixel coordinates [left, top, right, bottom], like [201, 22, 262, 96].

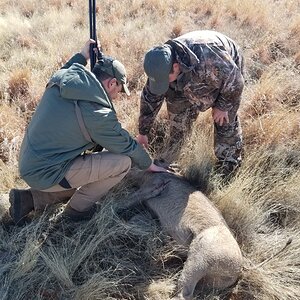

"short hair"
[92, 68, 113, 82]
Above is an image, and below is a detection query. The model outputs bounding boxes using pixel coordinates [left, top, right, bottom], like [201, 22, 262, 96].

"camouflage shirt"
[139, 30, 244, 135]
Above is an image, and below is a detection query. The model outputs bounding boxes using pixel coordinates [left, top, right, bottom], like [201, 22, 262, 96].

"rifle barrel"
[89, 0, 97, 70]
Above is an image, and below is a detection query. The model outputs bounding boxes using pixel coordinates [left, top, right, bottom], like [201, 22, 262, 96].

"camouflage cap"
[93, 56, 130, 96]
[143, 45, 173, 95]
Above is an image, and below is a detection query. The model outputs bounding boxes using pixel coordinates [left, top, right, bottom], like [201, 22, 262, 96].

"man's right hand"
[212, 107, 229, 126]
[136, 134, 149, 149]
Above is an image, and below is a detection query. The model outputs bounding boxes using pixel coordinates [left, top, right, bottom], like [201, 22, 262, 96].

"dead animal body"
[122, 171, 243, 300]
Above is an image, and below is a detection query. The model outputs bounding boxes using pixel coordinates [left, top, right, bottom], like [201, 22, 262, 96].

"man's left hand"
[212, 107, 229, 126]
[147, 162, 170, 173]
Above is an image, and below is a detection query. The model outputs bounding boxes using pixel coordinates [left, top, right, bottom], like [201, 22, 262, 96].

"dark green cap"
[143, 45, 172, 95]
[93, 56, 130, 96]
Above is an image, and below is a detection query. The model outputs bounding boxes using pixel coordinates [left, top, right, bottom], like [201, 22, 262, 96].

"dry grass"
[0, 140, 299, 300]
[0, 0, 299, 299]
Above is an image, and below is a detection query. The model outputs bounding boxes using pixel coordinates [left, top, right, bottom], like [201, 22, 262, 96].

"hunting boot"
[9, 189, 34, 226]
[57, 203, 97, 223]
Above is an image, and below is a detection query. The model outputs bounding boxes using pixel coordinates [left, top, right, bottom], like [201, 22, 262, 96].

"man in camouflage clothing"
[136, 30, 245, 175]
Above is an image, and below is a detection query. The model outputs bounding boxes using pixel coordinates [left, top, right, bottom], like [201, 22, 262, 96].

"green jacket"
[19, 53, 152, 190]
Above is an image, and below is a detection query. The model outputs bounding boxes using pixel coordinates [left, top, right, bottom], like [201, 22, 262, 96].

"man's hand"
[147, 162, 169, 173]
[212, 107, 229, 126]
[136, 134, 149, 149]
[80, 39, 96, 61]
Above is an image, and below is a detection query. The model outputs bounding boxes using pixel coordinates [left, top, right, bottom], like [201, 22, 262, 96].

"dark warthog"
[122, 171, 242, 300]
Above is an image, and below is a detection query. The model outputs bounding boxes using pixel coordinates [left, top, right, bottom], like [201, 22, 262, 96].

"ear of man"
[172, 63, 180, 75]
[109, 78, 118, 87]
[169, 63, 181, 82]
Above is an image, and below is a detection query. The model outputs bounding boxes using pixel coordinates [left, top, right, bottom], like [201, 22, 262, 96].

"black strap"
[59, 177, 72, 189]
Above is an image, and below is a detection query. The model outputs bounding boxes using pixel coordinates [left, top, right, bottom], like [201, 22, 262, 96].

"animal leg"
[175, 238, 209, 300]
[117, 178, 170, 220]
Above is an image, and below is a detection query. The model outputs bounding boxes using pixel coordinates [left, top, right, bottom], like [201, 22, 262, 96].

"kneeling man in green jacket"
[9, 40, 167, 225]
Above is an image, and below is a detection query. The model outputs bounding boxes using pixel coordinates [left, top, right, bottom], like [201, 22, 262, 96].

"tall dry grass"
[0, 0, 299, 299]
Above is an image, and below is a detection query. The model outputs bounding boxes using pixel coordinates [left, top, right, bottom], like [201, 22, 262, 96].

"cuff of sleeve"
[74, 53, 88, 66]
[131, 145, 152, 170]
[214, 101, 232, 112]
[137, 154, 152, 170]
[142, 157, 152, 170]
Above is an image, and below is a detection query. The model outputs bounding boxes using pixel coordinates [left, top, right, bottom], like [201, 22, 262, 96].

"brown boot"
[9, 189, 34, 226]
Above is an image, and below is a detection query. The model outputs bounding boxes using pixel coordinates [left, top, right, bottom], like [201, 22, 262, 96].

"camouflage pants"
[166, 92, 242, 166]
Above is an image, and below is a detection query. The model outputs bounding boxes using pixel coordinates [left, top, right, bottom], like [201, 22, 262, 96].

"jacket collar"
[165, 39, 199, 73]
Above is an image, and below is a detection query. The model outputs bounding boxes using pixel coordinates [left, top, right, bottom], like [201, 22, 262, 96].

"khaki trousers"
[30, 152, 131, 212]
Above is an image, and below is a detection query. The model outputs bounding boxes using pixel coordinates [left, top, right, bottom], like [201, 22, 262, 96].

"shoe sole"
[9, 189, 26, 226]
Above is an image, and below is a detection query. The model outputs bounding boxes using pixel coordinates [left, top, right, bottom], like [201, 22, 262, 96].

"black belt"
[58, 177, 72, 189]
